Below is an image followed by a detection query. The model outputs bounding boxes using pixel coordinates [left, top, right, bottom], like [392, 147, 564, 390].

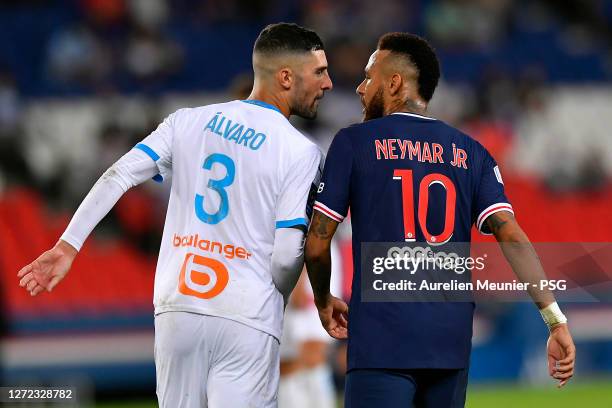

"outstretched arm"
[487, 211, 576, 387]
[304, 211, 348, 339]
[17, 148, 160, 295]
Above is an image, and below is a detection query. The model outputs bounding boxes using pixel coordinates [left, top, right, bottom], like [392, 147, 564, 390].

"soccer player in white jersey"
[17, 23, 332, 407]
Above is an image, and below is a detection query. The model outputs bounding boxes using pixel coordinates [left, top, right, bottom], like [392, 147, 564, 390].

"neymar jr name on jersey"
[374, 138, 468, 169]
[204, 111, 267, 151]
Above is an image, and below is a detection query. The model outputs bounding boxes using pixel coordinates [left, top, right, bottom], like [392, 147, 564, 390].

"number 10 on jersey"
[393, 169, 456, 245]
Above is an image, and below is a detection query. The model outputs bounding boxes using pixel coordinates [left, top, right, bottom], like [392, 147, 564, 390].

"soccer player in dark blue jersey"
[305, 33, 576, 407]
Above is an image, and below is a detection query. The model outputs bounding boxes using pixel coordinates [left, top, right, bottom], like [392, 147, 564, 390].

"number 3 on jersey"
[393, 169, 456, 245]
[195, 153, 235, 224]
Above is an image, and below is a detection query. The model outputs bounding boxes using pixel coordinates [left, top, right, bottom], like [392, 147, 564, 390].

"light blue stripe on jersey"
[135, 143, 160, 161]
[135, 143, 164, 183]
[276, 218, 308, 229]
[241, 99, 282, 114]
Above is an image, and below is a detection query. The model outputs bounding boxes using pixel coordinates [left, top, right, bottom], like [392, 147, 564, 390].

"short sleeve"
[474, 149, 513, 234]
[275, 146, 323, 229]
[313, 129, 352, 223]
[133, 111, 176, 183]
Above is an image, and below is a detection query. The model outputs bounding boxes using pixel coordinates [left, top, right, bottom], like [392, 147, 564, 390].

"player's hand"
[315, 294, 349, 340]
[547, 323, 575, 388]
[17, 240, 77, 296]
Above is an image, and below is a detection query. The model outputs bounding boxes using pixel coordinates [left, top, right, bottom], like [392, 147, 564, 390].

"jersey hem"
[313, 201, 344, 222]
[390, 112, 437, 121]
[134, 143, 164, 182]
[275, 218, 308, 229]
[59, 233, 83, 252]
[476, 202, 514, 234]
[154, 305, 281, 341]
[348, 357, 470, 371]
[134, 143, 160, 161]
[347, 362, 469, 372]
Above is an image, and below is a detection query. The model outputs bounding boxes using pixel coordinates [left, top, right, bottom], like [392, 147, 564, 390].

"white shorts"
[278, 365, 336, 408]
[154, 311, 280, 408]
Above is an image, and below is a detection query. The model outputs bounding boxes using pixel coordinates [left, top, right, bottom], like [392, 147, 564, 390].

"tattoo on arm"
[309, 212, 336, 240]
[305, 211, 339, 305]
[487, 210, 555, 305]
[487, 212, 509, 235]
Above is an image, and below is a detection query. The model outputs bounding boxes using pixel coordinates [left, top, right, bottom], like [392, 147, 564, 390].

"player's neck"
[246, 90, 290, 118]
[386, 99, 427, 116]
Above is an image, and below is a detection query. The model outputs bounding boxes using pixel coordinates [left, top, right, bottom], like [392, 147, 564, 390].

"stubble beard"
[291, 76, 318, 120]
[363, 87, 385, 121]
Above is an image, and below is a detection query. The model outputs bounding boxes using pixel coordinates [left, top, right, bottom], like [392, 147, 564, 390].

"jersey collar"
[241, 99, 283, 114]
[391, 112, 437, 121]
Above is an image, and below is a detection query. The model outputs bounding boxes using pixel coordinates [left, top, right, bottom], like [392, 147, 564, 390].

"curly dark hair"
[377, 32, 440, 102]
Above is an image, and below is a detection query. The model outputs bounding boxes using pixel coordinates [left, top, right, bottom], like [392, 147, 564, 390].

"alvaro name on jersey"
[134, 100, 322, 341]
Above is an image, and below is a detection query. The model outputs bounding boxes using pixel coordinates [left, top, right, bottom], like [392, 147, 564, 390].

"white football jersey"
[137, 100, 323, 340]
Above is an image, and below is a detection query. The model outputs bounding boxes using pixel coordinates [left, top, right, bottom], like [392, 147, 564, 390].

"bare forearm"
[56, 239, 79, 259]
[304, 212, 339, 307]
[305, 248, 332, 307]
[488, 212, 555, 308]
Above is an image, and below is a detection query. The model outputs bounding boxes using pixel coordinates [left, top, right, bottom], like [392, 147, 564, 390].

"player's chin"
[308, 94, 325, 116]
[296, 104, 318, 120]
[310, 99, 321, 117]
[363, 106, 382, 122]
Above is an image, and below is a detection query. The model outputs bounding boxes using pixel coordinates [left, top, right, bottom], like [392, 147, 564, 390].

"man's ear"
[388, 73, 403, 97]
[277, 67, 293, 90]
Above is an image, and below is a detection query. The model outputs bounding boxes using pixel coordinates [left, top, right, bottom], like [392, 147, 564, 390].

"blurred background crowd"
[1, 0, 611, 406]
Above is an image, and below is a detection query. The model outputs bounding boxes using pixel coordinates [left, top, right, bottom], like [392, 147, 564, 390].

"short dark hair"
[254, 23, 324, 55]
[377, 32, 440, 102]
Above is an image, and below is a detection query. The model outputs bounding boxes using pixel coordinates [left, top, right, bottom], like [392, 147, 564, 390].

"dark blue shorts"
[345, 368, 469, 408]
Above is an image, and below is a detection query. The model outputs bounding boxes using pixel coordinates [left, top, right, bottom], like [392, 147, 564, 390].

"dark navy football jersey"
[314, 112, 513, 370]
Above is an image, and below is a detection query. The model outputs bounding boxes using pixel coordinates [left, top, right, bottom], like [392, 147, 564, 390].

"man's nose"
[323, 72, 333, 91]
[356, 81, 365, 95]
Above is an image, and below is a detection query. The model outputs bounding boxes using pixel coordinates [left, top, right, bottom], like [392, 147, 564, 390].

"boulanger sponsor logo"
[179, 252, 229, 299]
[173, 233, 252, 260]
[173, 233, 252, 299]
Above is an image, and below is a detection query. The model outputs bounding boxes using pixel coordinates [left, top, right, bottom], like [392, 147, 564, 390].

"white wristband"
[540, 302, 567, 329]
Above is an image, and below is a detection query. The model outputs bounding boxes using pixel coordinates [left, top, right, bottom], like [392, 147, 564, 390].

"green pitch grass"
[97, 379, 612, 408]
[467, 380, 612, 408]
